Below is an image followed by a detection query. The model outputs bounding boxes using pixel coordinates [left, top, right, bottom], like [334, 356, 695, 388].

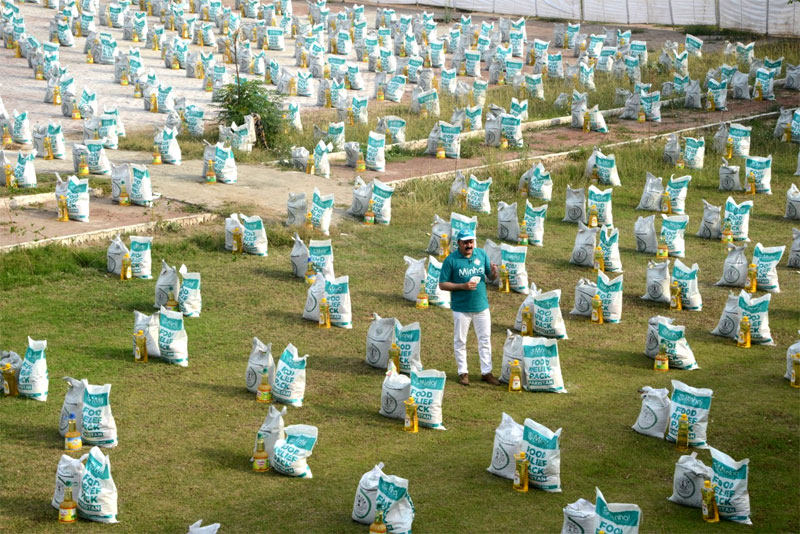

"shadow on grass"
[0, 419, 62, 449]
[200, 446, 252, 471]
[192, 381, 253, 401]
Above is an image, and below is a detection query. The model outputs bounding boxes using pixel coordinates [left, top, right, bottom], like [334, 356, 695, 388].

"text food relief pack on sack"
[666, 380, 712, 448]
[19, 337, 48, 402]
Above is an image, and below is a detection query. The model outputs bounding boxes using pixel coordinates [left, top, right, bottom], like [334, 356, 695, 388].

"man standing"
[438, 229, 501, 386]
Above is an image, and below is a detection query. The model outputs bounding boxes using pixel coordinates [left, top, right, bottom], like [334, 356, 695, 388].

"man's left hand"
[490, 262, 498, 280]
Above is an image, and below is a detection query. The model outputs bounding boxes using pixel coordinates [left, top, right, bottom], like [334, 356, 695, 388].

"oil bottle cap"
[749, 263, 756, 268]
[680, 413, 688, 420]
[512, 359, 519, 365]
[137, 329, 144, 335]
[262, 366, 269, 374]
[69, 413, 76, 420]
[704, 480, 711, 487]
[407, 396, 414, 403]
[257, 432, 263, 440]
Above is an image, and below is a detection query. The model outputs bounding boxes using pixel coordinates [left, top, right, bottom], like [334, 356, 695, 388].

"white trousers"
[452, 309, 493, 375]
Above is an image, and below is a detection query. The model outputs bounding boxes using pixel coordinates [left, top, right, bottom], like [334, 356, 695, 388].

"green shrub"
[214, 78, 289, 156]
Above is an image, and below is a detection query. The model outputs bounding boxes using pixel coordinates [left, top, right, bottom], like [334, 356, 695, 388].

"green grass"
[680, 25, 764, 40]
[0, 111, 798, 532]
[1, 175, 112, 198]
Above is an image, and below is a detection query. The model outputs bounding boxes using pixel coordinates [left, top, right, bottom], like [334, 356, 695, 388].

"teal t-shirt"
[439, 248, 492, 313]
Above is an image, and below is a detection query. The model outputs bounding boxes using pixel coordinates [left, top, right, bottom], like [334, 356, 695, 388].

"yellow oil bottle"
[306, 154, 315, 174]
[509, 359, 522, 392]
[58, 481, 77, 523]
[363, 199, 375, 225]
[152, 143, 162, 165]
[593, 246, 604, 275]
[2, 362, 18, 396]
[737, 315, 751, 348]
[304, 258, 316, 285]
[53, 86, 62, 105]
[206, 159, 217, 184]
[518, 224, 529, 246]
[415, 281, 429, 309]
[389, 343, 401, 371]
[582, 110, 591, 133]
[746, 263, 757, 293]
[57, 195, 69, 222]
[232, 227, 244, 254]
[252, 432, 270, 472]
[458, 188, 467, 211]
[369, 504, 388, 534]
[669, 281, 682, 311]
[134, 329, 148, 363]
[436, 140, 446, 159]
[720, 219, 733, 245]
[591, 294, 603, 324]
[438, 234, 450, 262]
[319, 297, 331, 328]
[675, 413, 690, 451]
[121, 253, 132, 281]
[165, 290, 178, 311]
[304, 211, 314, 231]
[657, 236, 669, 259]
[654, 341, 669, 372]
[588, 204, 599, 228]
[725, 136, 733, 159]
[119, 182, 131, 205]
[150, 92, 159, 113]
[356, 152, 366, 172]
[660, 191, 672, 214]
[521, 306, 533, 336]
[256, 368, 272, 403]
[71, 101, 82, 120]
[403, 396, 418, 433]
[43, 136, 54, 160]
[746, 171, 756, 195]
[65, 413, 82, 450]
[701, 480, 719, 523]
[513, 451, 528, 492]
[499, 264, 510, 293]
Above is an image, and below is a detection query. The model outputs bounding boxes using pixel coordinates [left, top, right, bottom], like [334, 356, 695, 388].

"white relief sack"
[286, 192, 306, 227]
[366, 313, 395, 369]
[497, 201, 520, 243]
[425, 256, 451, 309]
[158, 307, 189, 366]
[786, 185, 800, 220]
[635, 215, 658, 254]
[348, 177, 371, 217]
[52, 453, 86, 510]
[376, 473, 415, 534]
[60, 377, 85, 437]
[710, 447, 752, 525]
[697, 200, 721, 239]
[658, 319, 698, 370]
[403, 256, 426, 303]
[711, 292, 741, 339]
[238, 214, 268, 256]
[666, 379, 712, 448]
[487, 412, 524, 480]
[715, 245, 748, 287]
[466, 174, 492, 214]
[561, 498, 596, 534]
[738, 291, 774, 345]
[594, 487, 642, 534]
[660, 214, 689, 258]
[683, 137, 704, 169]
[522, 337, 566, 393]
[106, 234, 129, 276]
[501, 330, 525, 382]
[570, 222, 599, 267]
[728, 123, 751, 157]
[272, 424, 318, 478]
[272, 344, 308, 407]
[155, 260, 179, 309]
[289, 233, 309, 279]
[380, 361, 410, 420]
[188, 520, 220, 534]
[668, 452, 713, 508]
[570, 278, 597, 317]
[371, 179, 394, 224]
[521, 418, 563, 492]
[80, 381, 118, 448]
[753, 243, 784, 293]
[523, 202, 547, 247]
[311, 188, 334, 236]
[665, 174, 691, 215]
[394, 321, 421, 374]
[54, 174, 90, 222]
[18, 337, 48, 402]
[534, 289, 567, 339]
[563, 185, 585, 224]
[177, 265, 202, 317]
[245, 337, 274, 394]
[325, 275, 353, 329]
[724, 197, 753, 242]
[642, 260, 670, 303]
[672, 260, 702, 311]
[500, 243, 529, 294]
[789, 228, 800, 267]
[519, 162, 553, 202]
[352, 462, 387, 524]
[77, 447, 118, 523]
[133, 311, 160, 358]
[597, 271, 623, 323]
[719, 158, 742, 191]
[599, 225, 622, 273]
[308, 239, 335, 280]
[632, 385, 670, 438]
[745, 155, 773, 195]
[636, 173, 663, 211]
[410, 367, 446, 429]
[588, 185, 613, 226]
[302, 275, 325, 323]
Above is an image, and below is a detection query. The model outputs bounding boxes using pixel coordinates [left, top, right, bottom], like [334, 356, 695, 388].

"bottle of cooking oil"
[150, 92, 159, 113]
[746, 263, 757, 293]
[152, 143, 162, 165]
[232, 227, 244, 254]
[305, 259, 316, 285]
[519, 177, 529, 197]
[676, 413, 690, 451]
[436, 140, 446, 159]
[783, 122, 792, 143]
[720, 219, 733, 245]
[57, 195, 69, 222]
[654, 341, 669, 372]
[499, 265, 510, 293]
[593, 246, 604, 275]
[304, 211, 314, 231]
[205, 159, 217, 183]
[1, 125, 11, 149]
[637, 106, 646, 123]
[509, 359, 522, 392]
[2, 363, 18, 396]
[676, 150, 685, 169]
[458, 188, 467, 211]
[78, 154, 90, 177]
[256, 367, 272, 403]
[165, 290, 178, 311]
[134, 329, 148, 363]
[319, 297, 331, 328]
[500, 135, 509, 149]
[377, 83, 385, 101]
[403, 396, 418, 433]
[588, 204, 599, 228]
[65, 413, 82, 450]
[415, 281, 429, 309]
[746, 171, 756, 195]
[58, 481, 77, 523]
[53, 85, 62, 105]
[323, 62, 331, 80]
[121, 253, 132, 281]
[43, 136, 54, 160]
[706, 89, 715, 112]
[591, 294, 603, 324]
[521, 306, 533, 336]
[791, 354, 800, 388]
[438, 233, 450, 262]
[701, 480, 719, 523]
[737, 315, 751, 348]
[306, 154, 315, 175]
[513, 451, 528, 492]
[725, 136, 734, 159]
[119, 182, 131, 205]
[252, 432, 270, 472]
[590, 163, 599, 185]
[660, 190, 672, 214]
[518, 223, 529, 246]
[364, 199, 375, 225]
[369, 504, 388, 534]
[582, 110, 591, 133]
[669, 281, 682, 311]
[657, 236, 669, 259]
[389, 343, 401, 371]
[754, 80, 763, 101]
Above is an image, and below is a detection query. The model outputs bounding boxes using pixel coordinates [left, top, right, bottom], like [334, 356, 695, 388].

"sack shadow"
[0, 495, 59, 522]
[191, 381, 253, 400]
[1, 418, 62, 449]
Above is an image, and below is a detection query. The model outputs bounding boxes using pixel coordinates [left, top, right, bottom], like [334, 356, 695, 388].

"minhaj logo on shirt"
[458, 266, 483, 278]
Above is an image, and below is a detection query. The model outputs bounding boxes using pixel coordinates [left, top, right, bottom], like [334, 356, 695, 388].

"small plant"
[215, 79, 288, 154]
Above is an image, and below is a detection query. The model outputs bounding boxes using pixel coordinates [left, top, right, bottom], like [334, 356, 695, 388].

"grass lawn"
[2, 77, 800, 534]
